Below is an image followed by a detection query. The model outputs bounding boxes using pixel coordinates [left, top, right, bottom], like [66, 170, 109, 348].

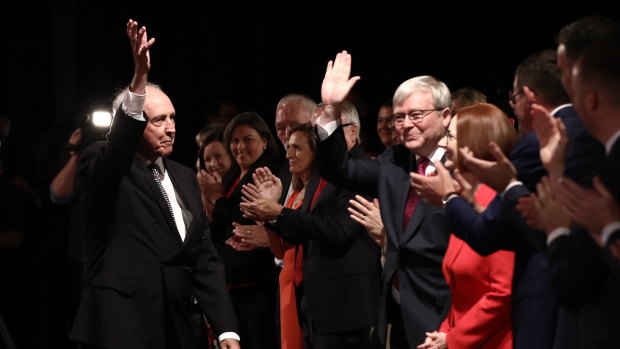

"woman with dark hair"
[196, 124, 236, 220]
[206, 112, 281, 349]
[414, 103, 516, 349]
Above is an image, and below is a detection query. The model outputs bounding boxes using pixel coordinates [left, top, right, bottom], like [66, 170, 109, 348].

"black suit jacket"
[270, 174, 382, 335]
[210, 153, 281, 286]
[70, 111, 237, 349]
[316, 126, 450, 346]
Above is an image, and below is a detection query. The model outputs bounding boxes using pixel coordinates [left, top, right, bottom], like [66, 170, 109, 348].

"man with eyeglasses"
[313, 51, 452, 348]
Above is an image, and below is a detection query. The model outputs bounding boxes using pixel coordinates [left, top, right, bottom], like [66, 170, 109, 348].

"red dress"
[439, 184, 515, 348]
[279, 192, 303, 349]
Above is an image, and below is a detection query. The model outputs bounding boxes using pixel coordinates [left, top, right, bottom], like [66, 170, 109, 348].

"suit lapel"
[140, 159, 182, 245]
[302, 175, 320, 212]
[165, 159, 196, 244]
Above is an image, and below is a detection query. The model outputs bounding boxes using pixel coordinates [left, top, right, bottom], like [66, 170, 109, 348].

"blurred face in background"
[376, 105, 394, 147]
[229, 124, 267, 172]
[202, 140, 232, 178]
[275, 101, 311, 146]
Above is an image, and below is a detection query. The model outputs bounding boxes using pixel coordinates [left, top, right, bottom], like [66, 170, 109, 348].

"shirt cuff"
[547, 227, 570, 246]
[316, 117, 340, 141]
[122, 90, 146, 121]
[601, 221, 620, 246]
[501, 181, 523, 199]
[218, 332, 240, 343]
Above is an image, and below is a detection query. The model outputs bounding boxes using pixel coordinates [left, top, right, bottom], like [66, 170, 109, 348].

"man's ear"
[441, 108, 452, 128]
[585, 88, 599, 112]
[523, 86, 538, 104]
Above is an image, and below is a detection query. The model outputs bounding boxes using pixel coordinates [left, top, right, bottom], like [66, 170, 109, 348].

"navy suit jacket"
[70, 111, 237, 349]
[316, 126, 450, 346]
[541, 137, 620, 349]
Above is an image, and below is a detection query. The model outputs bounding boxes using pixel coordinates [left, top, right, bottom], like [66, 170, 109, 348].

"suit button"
[154, 218, 159, 227]
[201, 235, 205, 239]
[188, 267, 194, 274]
[152, 293, 159, 302]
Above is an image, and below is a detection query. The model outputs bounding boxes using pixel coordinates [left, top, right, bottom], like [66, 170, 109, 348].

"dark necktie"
[149, 164, 176, 224]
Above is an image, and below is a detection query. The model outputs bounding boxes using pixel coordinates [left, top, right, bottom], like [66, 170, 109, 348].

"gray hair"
[341, 100, 361, 144]
[393, 75, 452, 112]
[276, 94, 317, 121]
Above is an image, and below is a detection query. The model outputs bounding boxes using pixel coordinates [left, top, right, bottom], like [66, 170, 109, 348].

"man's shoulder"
[164, 158, 194, 176]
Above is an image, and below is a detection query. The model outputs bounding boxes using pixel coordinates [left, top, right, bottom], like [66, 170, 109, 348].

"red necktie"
[394, 157, 429, 291]
[403, 157, 429, 229]
[293, 178, 328, 287]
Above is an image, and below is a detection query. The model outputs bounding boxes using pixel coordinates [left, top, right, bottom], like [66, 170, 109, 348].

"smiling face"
[442, 115, 458, 170]
[202, 140, 232, 178]
[138, 86, 176, 161]
[394, 90, 450, 157]
[286, 131, 314, 177]
[229, 124, 267, 171]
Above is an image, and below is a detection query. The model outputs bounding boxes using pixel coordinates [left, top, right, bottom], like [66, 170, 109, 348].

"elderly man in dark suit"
[69, 19, 239, 349]
[313, 51, 452, 348]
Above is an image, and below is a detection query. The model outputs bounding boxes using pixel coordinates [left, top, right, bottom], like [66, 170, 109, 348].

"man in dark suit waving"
[70, 19, 239, 349]
[313, 51, 452, 348]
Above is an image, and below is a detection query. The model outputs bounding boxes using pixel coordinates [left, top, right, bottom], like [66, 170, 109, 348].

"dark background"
[0, 2, 618, 348]
[2, 1, 618, 170]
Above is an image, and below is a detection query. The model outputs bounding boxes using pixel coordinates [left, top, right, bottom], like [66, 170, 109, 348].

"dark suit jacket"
[270, 174, 382, 335]
[542, 137, 620, 349]
[316, 126, 450, 346]
[70, 111, 237, 349]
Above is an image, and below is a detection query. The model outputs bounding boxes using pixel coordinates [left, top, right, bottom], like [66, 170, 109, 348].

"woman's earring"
[263, 146, 267, 150]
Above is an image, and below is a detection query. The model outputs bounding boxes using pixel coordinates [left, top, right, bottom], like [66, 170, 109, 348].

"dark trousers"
[300, 293, 372, 349]
[386, 295, 411, 349]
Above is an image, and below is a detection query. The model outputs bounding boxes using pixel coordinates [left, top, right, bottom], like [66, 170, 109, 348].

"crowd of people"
[1, 14, 620, 349]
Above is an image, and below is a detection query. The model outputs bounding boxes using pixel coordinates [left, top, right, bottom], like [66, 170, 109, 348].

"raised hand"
[247, 167, 282, 201]
[348, 196, 385, 247]
[318, 50, 360, 124]
[126, 19, 155, 93]
[531, 103, 568, 179]
[459, 143, 517, 192]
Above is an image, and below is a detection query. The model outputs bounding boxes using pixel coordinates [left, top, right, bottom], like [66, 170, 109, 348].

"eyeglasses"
[342, 122, 355, 127]
[508, 89, 524, 105]
[392, 109, 442, 126]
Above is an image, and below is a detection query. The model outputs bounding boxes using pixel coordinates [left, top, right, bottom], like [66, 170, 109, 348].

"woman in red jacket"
[418, 103, 517, 349]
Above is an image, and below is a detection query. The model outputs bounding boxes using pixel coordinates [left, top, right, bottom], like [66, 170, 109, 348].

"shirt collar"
[417, 147, 445, 176]
[550, 103, 572, 116]
[606, 129, 620, 155]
